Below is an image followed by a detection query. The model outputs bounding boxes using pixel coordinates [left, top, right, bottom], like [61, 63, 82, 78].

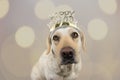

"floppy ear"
[80, 31, 86, 52]
[46, 35, 51, 54]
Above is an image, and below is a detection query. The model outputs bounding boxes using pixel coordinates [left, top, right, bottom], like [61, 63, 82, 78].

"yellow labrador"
[31, 25, 86, 80]
[31, 25, 85, 80]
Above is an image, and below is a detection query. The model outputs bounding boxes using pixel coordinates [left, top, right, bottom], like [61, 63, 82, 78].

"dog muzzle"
[60, 47, 77, 65]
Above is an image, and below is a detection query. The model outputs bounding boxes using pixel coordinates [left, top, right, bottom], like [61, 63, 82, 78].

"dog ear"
[46, 35, 51, 54]
[80, 31, 86, 52]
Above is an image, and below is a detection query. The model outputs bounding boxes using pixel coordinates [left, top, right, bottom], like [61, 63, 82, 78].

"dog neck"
[57, 64, 74, 77]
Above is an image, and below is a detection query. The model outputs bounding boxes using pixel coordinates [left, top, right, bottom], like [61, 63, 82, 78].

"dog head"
[47, 25, 86, 65]
[46, 11, 86, 66]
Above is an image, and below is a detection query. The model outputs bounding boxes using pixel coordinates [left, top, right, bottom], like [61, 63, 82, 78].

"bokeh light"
[87, 19, 108, 40]
[53, 5, 73, 13]
[1, 35, 31, 77]
[35, 0, 55, 19]
[0, 0, 9, 18]
[93, 63, 116, 80]
[98, 0, 117, 15]
[30, 39, 42, 66]
[91, 66, 112, 80]
[98, 56, 119, 77]
[29, 33, 47, 66]
[15, 26, 35, 48]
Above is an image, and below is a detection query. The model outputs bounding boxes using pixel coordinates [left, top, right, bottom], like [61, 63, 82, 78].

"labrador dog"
[31, 20, 86, 80]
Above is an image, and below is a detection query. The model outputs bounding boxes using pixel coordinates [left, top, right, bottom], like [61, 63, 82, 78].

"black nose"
[61, 47, 75, 65]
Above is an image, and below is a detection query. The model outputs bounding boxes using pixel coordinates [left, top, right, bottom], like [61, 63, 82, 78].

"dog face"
[47, 26, 86, 65]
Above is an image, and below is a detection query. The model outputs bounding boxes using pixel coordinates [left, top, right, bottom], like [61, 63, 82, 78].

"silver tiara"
[48, 11, 78, 32]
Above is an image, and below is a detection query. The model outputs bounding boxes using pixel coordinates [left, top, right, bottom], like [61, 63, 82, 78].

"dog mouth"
[61, 59, 77, 65]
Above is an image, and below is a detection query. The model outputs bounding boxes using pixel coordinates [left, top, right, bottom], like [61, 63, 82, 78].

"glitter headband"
[48, 11, 79, 32]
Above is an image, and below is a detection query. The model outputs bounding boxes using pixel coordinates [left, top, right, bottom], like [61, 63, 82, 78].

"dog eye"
[71, 32, 78, 39]
[53, 35, 60, 41]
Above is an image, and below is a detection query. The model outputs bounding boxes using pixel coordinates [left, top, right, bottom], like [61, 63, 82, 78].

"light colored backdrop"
[0, 0, 120, 80]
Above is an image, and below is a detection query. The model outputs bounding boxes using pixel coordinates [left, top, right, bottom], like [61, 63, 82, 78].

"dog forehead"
[56, 27, 71, 35]
[51, 27, 79, 36]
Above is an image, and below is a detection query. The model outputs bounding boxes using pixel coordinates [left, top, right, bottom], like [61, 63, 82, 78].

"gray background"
[0, 0, 120, 80]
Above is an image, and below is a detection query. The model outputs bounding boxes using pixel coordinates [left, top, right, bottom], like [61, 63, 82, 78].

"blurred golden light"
[15, 26, 35, 48]
[53, 5, 73, 13]
[93, 66, 112, 80]
[87, 19, 108, 40]
[0, 0, 9, 18]
[35, 0, 55, 19]
[29, 34, 47, 66]
[1, 35, 31, 77]
[98, 0, 117, 15]
[30, 42, 41, 66]
[98, 55, 119, 76]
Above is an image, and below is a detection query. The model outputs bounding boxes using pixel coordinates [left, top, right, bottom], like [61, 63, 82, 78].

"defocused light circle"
[98, 0, 117, 15]
[29, 37, 41, 66]
[30, 42, 41, 66]
[94, 63, 113, 80]
[1, 35, 31, 77]
[30, 35, 47, 66]
[35, 0, 55, 19]
[15, 26, 35, 48]
[53, 5, 73, 13]
[0, 0, 9, 18]
[88, 19, 108, 40]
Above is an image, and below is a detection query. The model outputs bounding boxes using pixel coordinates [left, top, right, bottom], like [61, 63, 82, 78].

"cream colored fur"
[31, 27, 86, 80]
